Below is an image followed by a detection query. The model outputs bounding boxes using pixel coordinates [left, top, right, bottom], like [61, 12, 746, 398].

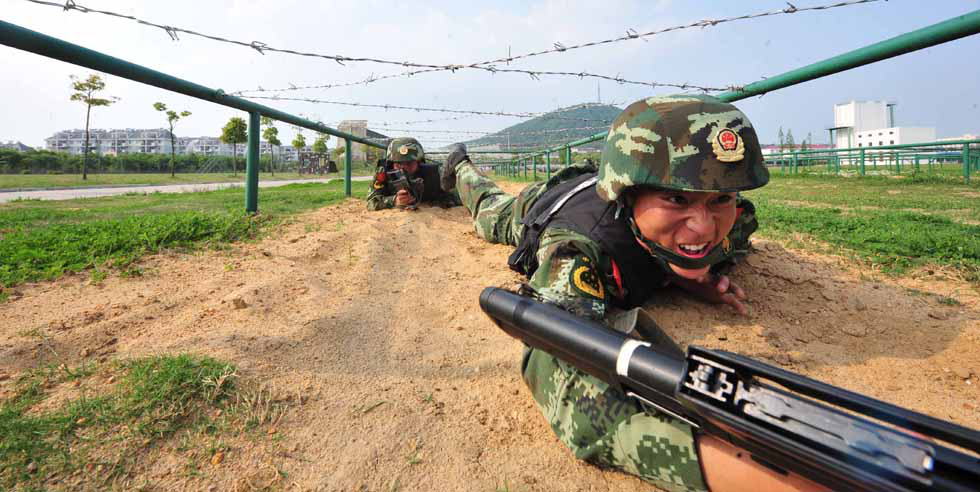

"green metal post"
[345, 139, 352, 197]
[533, 156, 537, 180]
[792, 152, 799, 174]
[915, 155, 920, 173]
[565, 146, 572, 168]
[894, 152, 900, 173]
[245, 111, 260, 213]
[964, 143, 972, 183]
[859, 149, 866, 175]
[546, 151, 552, 180]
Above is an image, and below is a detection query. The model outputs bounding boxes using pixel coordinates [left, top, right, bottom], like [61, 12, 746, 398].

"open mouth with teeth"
[677, 242, 712, 259]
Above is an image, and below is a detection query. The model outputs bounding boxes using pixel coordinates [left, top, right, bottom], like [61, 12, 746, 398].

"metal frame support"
[345, 139, 353, 197]
[546, 151, 552, 180]
[859, 149, 866, 176]
[245, 111, 260, 213]
[964, 143, 972, 183]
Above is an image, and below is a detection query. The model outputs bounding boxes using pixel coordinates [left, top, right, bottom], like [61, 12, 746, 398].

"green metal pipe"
[717, 10, 980, 102]
[766, 138, 980, 159]
[345, 139, 353, 197]
[245, 112, 260, 213]
[546, 151, 552, 180]
[0, 20, 384, 149]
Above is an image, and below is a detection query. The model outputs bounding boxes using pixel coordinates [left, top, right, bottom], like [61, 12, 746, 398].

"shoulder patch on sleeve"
[570, 255, 605, 300]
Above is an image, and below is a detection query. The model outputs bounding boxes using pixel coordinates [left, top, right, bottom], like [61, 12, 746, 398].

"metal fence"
[765, 140, 980, 180]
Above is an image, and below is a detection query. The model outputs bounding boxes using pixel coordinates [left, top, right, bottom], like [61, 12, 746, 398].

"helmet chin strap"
[625, 207, 733, 271]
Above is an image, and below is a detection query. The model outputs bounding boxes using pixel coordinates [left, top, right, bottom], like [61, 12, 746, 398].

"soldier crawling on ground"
[440, 95, 824, 491]
[366, 137, 461, 211]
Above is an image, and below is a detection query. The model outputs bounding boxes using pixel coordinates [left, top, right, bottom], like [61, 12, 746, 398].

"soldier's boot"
[440, 143, 470, 192]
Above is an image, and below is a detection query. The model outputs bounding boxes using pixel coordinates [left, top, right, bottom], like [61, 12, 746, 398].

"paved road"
[0, 177, 372, 203]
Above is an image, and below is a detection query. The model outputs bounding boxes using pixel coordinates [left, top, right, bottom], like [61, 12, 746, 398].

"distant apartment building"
[45, 129, 302, 161]
[175, 136, 300, 161]
[45, 128, 175, 155]
[0, 141, 34, 152]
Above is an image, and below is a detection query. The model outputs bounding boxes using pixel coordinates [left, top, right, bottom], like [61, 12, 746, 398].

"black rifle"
[479, 287, 980, 492]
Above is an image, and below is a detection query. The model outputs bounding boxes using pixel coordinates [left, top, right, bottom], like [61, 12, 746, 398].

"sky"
[2, 0, 979, 151]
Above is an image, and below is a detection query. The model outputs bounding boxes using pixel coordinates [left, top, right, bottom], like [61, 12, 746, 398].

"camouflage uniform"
[454, 95, 768, 491]
[367, 137, 462, 210]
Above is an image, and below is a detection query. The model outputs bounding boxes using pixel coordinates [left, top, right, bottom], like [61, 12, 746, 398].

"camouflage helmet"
[386, 137, 425, 163]
[596, 94, 768, 202]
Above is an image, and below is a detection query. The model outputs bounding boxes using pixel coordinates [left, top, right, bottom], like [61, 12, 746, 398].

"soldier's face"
[631, 190, 738, 280]
[393, 160, 419, 175]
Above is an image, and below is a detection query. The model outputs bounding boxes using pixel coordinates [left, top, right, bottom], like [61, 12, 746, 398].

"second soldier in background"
[366, 137, 461, 211]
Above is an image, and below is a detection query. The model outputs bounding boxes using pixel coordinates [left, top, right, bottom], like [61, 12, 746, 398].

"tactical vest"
[376, 163, 455, 204]
[507, 172, 669, 308]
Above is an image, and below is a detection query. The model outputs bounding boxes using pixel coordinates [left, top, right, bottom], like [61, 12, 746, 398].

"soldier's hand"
[672, 274, 749, 316]
[395, 189, 417, 208]
[712, 274, 748, 315]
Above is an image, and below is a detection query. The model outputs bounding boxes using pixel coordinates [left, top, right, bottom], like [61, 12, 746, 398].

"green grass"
[0, 354, 261, 490]
[754, 172, 980, 220]
[744, 173, 980, 282]
[0, 170, 376, 189]
[0, 181, 370, 288]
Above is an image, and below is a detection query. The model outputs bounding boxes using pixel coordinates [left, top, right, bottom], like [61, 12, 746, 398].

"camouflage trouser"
[455, 163, 549, 247]
[454, 162, 708, 491]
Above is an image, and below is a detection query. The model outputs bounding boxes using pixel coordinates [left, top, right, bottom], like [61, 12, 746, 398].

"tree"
[312, 135, 328, 156]
[292, 133, 307, 173]
[153, 102, 191, 177]
[785, 129, 796, 151]
[70, 74, 118, 180]
[292, 133, 307, 154]
[801, 132, 811, 152]
[777, 127, 786, 152]
[220, 117, 248, 175]
[261, 116, 280, 175]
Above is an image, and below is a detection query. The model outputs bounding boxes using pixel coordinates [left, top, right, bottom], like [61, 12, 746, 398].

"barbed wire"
[368, 125, 611, 136]
[242, 96, 616, 123]
[29, 0, 880, 93]
[230, 68, 734, 95]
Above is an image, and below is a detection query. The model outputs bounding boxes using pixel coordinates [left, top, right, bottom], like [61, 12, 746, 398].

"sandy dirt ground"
[1, 181, 978, 491]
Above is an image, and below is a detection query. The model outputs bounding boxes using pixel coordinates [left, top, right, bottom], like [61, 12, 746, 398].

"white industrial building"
[831, 100, 935, 150]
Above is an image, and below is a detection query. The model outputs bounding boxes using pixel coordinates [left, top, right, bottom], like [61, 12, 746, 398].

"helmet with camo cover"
[386, 137, 425, 163]
[596, 94, 768, 202]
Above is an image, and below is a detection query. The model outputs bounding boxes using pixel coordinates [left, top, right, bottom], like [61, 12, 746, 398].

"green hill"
[463, 103, 620, 151]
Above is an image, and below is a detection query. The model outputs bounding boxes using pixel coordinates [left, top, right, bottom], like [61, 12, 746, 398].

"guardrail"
[0, 20, 387, 211]
[764, 140, 980, 180]
[498, 10, 980, 184]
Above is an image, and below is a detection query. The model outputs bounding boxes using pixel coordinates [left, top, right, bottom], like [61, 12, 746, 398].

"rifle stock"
[479, 287, 980, 492]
